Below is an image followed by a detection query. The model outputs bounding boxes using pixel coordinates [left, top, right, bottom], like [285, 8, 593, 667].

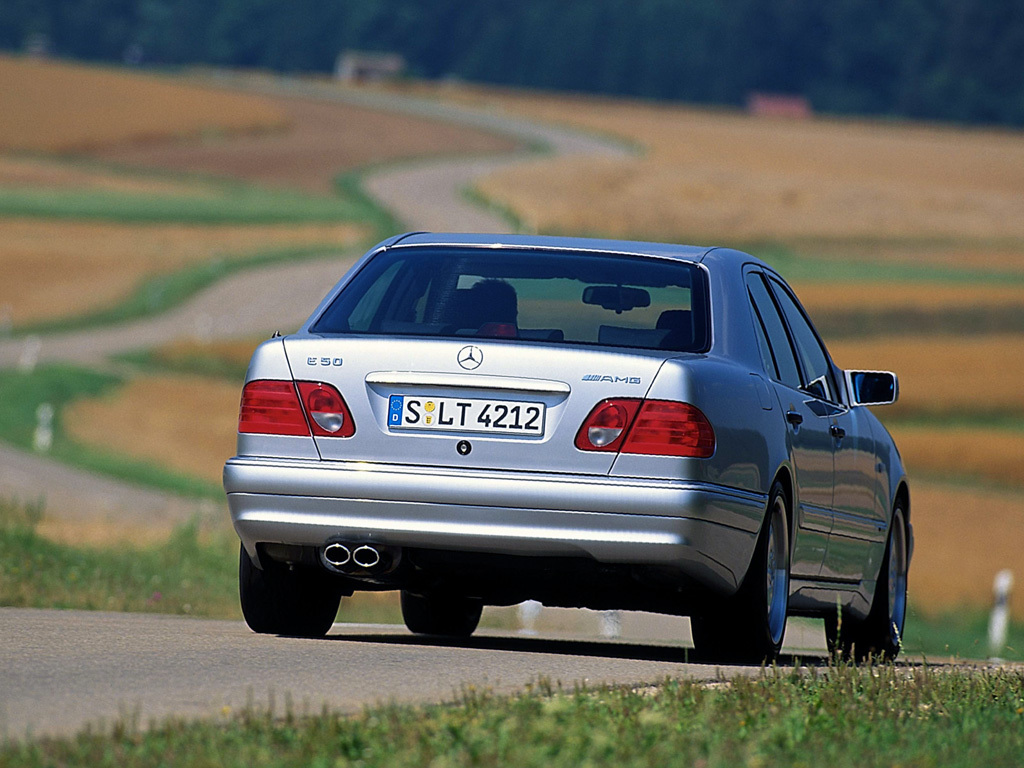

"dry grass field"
[828, 334, 1024, 416]
[0, 218, 363, 325]
[64, 374, 240, 486]
[440, 85, 1024, 245]
[93, 84, 518, 194]
[0, 156, 224, 196]
[909, 480, 1024, 617]
[793, 281, 1024, 315]
[889, 425, 1024, 487]
[0, 55, 287, 152]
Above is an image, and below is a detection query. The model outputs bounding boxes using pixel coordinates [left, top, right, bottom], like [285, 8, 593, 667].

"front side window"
[312, 247, 710, 353]
[767, 276, 839, 402]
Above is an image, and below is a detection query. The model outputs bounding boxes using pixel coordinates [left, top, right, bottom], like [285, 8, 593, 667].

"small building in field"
[746, 93, 813, 119]
[335, 51, 406, 83]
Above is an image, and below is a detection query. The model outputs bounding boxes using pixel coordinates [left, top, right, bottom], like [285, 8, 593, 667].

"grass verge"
[0, 498, 238, 617]
[0, 365, 222, 499]
[3, 666, 1024, 765]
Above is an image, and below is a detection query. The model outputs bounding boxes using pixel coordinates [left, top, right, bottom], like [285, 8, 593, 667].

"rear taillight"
[238, 380, 309, 436]
[622, 400, 715, 457]
[297, 382, 355, 437]
[575, 398, 715, 457]
[574, 398, 641, 452]
[238, 380, 354, 438]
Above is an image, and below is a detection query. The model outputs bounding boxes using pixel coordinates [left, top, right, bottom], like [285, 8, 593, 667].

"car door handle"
[785, 411, 803, 426]
[830, 424, 846, 439]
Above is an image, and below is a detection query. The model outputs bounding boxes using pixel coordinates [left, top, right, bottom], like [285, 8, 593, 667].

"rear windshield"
[311, 246, 709, 352]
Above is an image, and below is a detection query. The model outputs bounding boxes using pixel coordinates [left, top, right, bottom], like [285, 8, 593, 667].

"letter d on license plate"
[388, 394, 544, 436]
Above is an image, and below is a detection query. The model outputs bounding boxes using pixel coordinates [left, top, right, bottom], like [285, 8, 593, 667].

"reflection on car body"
[224, 233, 911, 662]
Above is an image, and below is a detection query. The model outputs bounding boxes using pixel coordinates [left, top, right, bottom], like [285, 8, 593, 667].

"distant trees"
[3, 0, 1023, 126]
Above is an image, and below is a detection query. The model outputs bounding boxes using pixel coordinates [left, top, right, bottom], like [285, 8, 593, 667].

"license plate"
[388, 395, 545, 436]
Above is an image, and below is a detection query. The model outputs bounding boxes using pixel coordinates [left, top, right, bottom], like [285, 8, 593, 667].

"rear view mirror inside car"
[582, 285, 651, 313]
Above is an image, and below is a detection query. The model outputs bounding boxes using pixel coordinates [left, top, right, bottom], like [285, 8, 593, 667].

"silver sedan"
[224, 233, 911, 662]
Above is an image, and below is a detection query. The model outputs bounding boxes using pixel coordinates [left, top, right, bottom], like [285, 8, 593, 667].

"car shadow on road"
[322, 630, 828, 667]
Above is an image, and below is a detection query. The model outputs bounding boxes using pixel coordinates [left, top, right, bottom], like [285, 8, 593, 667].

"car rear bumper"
[223, 456, 766, 593]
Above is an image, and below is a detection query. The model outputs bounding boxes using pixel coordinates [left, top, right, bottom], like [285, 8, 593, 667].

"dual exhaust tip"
[322, 541, 398, 574]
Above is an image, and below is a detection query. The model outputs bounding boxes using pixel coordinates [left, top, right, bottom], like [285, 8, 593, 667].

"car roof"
[385, 232, 719, 264]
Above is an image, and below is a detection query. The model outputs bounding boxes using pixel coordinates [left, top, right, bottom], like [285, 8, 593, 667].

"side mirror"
[846, 370, 899, 406]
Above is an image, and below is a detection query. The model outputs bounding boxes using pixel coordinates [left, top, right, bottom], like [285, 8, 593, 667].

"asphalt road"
[0, 608, 826, 740]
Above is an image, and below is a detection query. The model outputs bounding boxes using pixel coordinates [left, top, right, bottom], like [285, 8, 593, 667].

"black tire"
[691, 480, 791, 663]
[400, 590, 483, 637]
[826, 503, 908, 662]
[239, 544, 341, 638]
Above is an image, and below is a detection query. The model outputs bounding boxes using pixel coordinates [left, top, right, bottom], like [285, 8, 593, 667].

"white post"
[18, 335, 41, 373]
[516, 599, 543, 636]
[33, 403, 54, 453]
[599, 609, 622, 639]
[988, 569, 1013, 661]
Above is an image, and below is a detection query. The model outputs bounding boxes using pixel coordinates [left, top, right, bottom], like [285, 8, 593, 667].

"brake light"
[622, 400, 715, 457]
[575, 398, 715, 457]
[574, 399, 641, 452]
[296, 382, 355, 437]
[238, 380, 309, 436]
[238, 380, 355, 438]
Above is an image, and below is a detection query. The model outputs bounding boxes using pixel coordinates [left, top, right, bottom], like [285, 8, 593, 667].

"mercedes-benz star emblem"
[457, 345, 483, 370]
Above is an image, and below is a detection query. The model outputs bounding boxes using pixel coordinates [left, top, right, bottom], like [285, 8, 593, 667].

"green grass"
[3, 666, 1023, 766]
[0, 365, 222, 499]
[0, 498, 239, 617]
[905, 605, 1024, 662]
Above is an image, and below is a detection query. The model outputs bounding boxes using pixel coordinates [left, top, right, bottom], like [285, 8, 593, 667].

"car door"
[765, 276, 884, 583]
[745, 270, 832, 578]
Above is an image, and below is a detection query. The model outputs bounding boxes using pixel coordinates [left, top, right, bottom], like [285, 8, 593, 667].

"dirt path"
[0, 77, 631, 527]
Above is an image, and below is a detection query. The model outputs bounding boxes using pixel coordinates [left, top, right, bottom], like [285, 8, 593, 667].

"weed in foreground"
[3, 666, 1024, 767]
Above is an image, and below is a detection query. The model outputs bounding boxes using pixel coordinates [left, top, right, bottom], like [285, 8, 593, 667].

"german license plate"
[388, 395, 545, 436]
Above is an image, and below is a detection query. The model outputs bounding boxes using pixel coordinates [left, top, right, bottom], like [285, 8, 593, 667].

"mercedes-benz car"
[224, 233, 911, 662]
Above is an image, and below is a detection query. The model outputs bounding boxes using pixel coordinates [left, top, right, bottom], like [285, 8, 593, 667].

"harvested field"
[0, 219, 363, 325]
[888, 425, 1024, 487]
[827, 334, 1024, 416]
[63, 375, 240, 486]
[442, 85, 1024, 244]
[793, 282, 1024, 315]
[0, 156, 221, 197]
[94, 88, 518, 194]
[0, 55, 286, 152]
[909, 481, 1024, 618]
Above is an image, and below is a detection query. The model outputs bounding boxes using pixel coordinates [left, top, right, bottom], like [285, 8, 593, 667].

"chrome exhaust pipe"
[323, 543, 351, 568]
[352, 545, 381, 569]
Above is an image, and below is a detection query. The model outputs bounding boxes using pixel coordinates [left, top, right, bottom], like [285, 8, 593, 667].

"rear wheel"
[691, 481, 791, 663]
[239, 544, 341, 638]
[826, 503, 908, 662]
[401, 590, 483, 637]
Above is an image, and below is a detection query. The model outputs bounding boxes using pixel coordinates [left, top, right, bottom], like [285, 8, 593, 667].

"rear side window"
[746, 273, 802, 390]
[312, 247, 710, 352]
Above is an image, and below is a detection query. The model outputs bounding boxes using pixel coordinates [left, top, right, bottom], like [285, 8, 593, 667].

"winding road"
[1, 79, 827, 740]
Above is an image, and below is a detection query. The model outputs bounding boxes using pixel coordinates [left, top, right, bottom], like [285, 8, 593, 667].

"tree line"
[3, 0, 1023, 126]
